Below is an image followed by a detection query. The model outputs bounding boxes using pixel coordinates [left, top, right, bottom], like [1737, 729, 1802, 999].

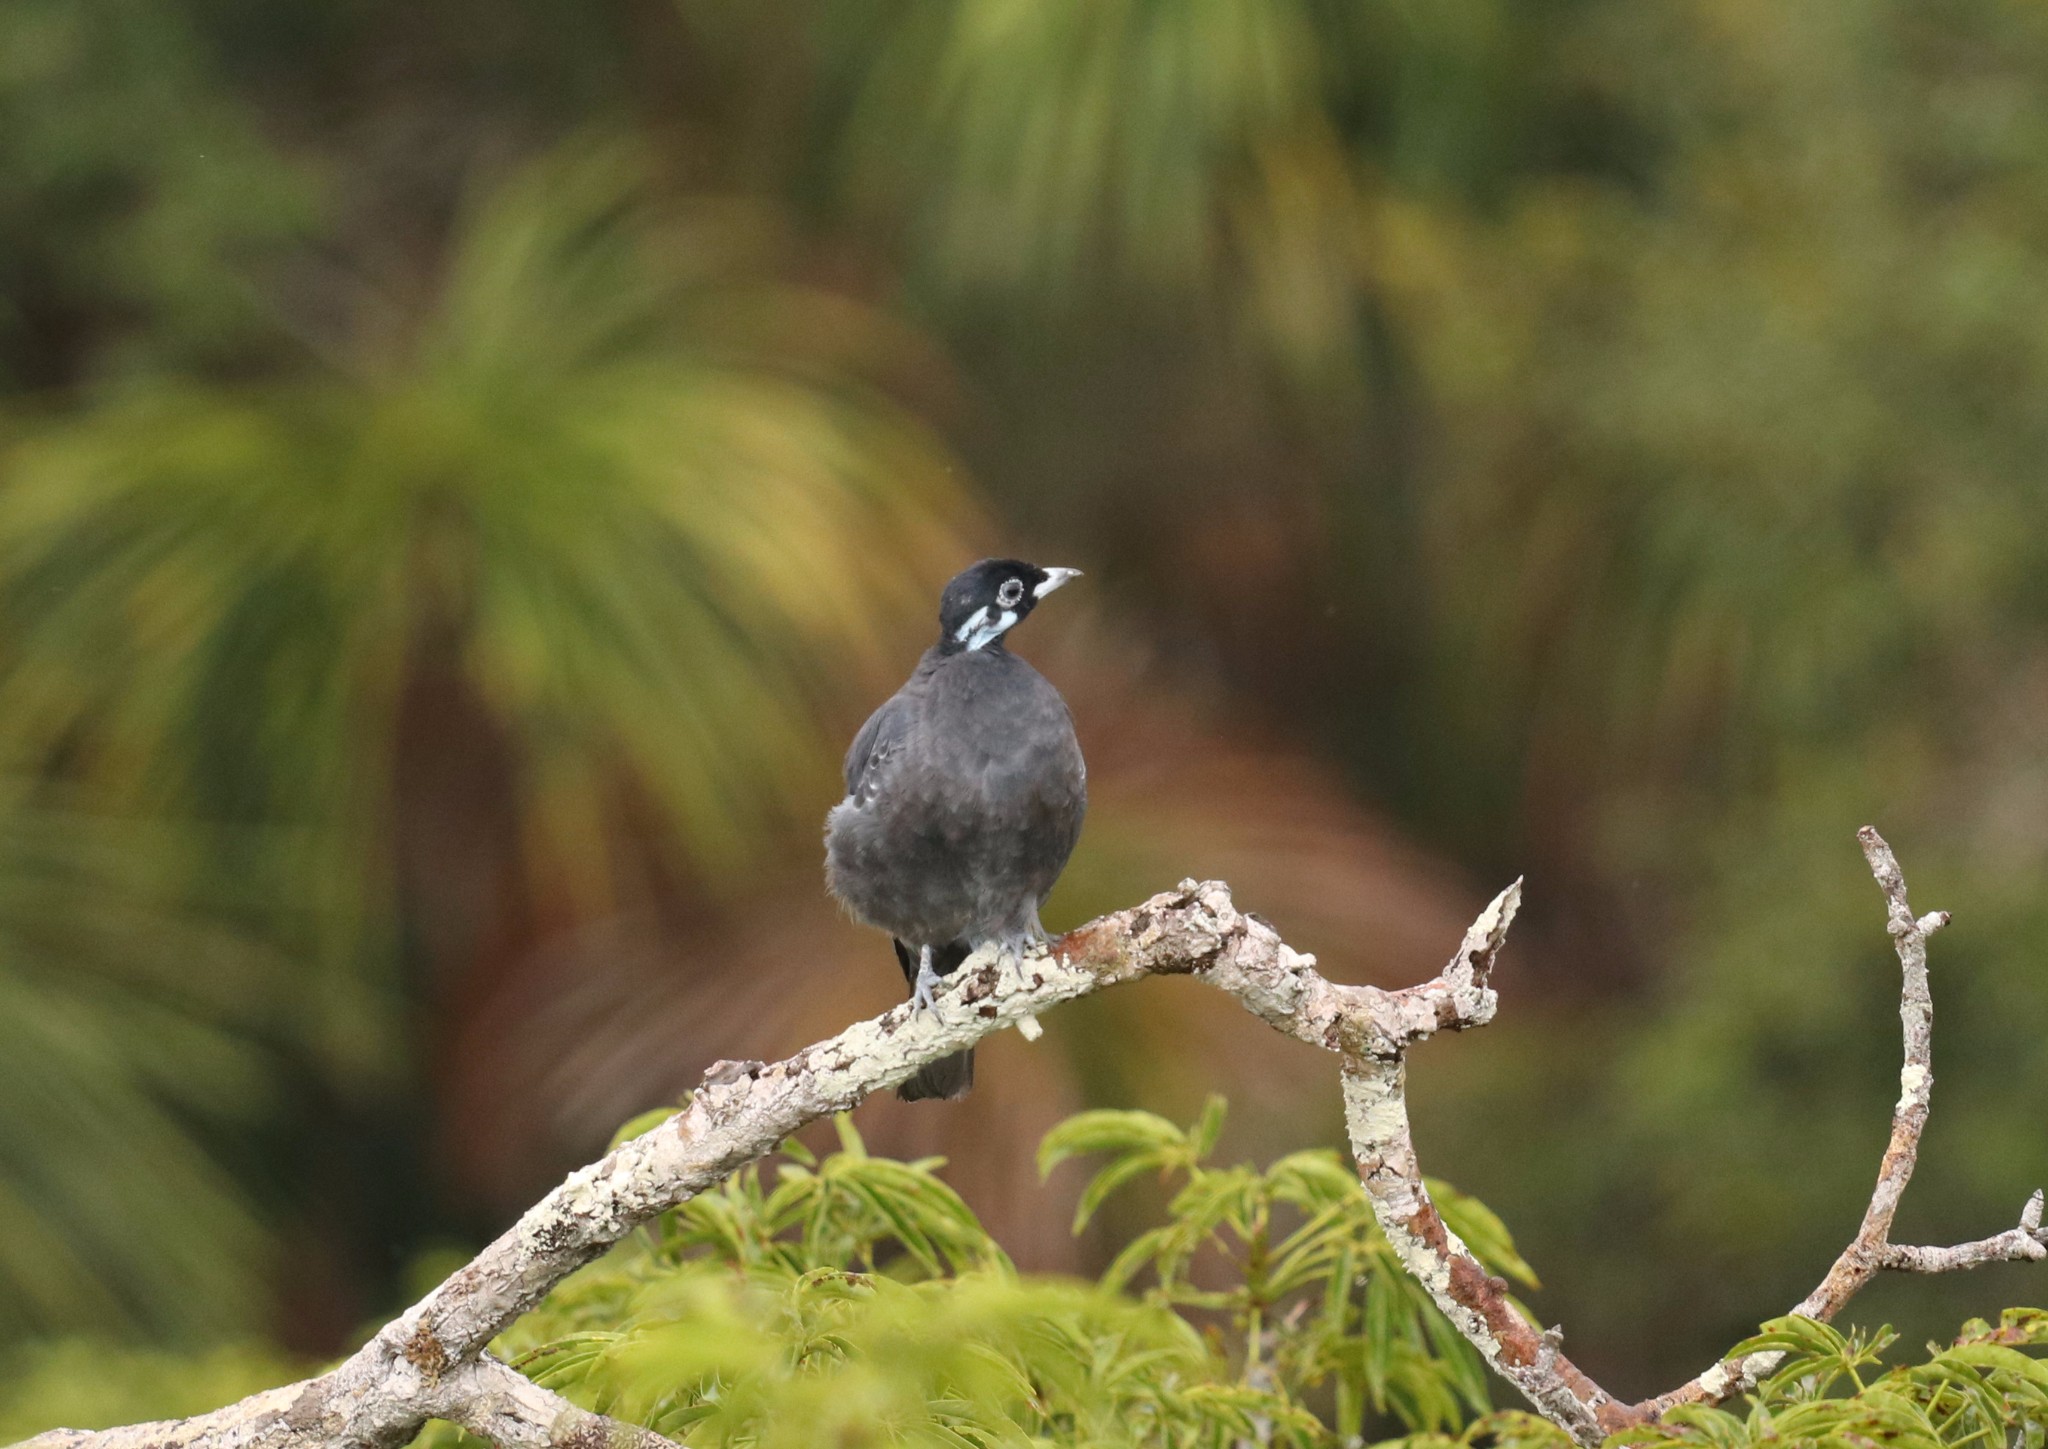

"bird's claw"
[912, 956, 945, 1018]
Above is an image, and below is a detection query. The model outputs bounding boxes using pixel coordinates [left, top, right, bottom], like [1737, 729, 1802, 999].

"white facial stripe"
[953, 605, 989, 643]
[963, 608, 1018, 651]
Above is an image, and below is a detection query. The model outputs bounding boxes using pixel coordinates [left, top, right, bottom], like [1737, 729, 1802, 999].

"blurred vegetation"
[0, 796, 283, 1339]
[0, 1340, 300, 1442]
[0, 0, 2045, 1406]
[9, 1109, 2046, 1449]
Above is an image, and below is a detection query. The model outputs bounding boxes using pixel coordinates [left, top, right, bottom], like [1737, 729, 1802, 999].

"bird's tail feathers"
[898, 1047, 975, 1102]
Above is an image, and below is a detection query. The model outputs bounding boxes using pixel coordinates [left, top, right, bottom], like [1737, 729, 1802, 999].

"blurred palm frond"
[0, 136, 980, 963]
[0, 793, 281, 1340]
[825, 0, 1336, 308]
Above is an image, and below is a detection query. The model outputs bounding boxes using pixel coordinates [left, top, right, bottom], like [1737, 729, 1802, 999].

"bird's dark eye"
[997, 578, 1025, 607]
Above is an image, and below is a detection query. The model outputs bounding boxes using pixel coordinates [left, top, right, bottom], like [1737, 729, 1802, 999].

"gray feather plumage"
[827, 645, 1086, 952]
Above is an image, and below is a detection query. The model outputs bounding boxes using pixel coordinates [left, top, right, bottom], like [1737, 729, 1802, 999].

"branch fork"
[16, 834, 2040, 1449]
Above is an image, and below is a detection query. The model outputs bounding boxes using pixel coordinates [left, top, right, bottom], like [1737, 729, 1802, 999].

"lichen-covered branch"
[1335, 885, 1637, 1443]
[12, 1354, 674, 1449]
[10, 882, 1313, 1449]
[1797, 826, 1951, 1314]
[1342, 1058, 1628, 1442]
[1878, 1194, 2048, 1274]
[14, 833, 2043, 1449]
[439, 1356, 680, 1449]
[1627, 827, 2047, 1427]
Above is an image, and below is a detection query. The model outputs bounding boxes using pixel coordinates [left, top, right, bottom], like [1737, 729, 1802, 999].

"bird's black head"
[936, 558, 1081, 654]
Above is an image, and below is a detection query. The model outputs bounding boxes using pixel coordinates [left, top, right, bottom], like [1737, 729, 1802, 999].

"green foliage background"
[1, 0, 2047, 1415]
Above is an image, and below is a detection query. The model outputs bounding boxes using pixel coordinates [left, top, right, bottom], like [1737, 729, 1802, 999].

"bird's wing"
[843, 691, 913, 807]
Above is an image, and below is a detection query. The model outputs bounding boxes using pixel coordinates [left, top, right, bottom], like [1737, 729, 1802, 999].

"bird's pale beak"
[1034, 567, 1083, 598]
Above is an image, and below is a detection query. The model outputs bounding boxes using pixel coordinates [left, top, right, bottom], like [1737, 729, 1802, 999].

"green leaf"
[832, 1112, 867, 1160]
[1036, 1109, 1186, 1179]
[1266, 1149, 1363, 1210]
[1189, 1094, 1228, 1161]
[1941, 1341, 2048, 1391]
[1100, 1225, 1179, 1294]
[1071, 1149, 1170, 1235]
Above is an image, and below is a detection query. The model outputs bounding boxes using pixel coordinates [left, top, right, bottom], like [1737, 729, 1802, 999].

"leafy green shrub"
[6, 1103, 2046, 1449]
[487, 1102, 2048, 1449]
[1608, 1311, 2048, 1449]
[482, 1100, 1539, 1446]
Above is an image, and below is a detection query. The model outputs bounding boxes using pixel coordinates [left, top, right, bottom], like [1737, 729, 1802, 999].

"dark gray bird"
[825, 558, 1087, 1101]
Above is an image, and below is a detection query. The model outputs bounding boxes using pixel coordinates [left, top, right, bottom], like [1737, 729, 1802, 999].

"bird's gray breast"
[825, 649, 1086, 947]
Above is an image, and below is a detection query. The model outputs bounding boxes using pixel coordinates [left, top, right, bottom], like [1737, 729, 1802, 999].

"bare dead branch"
[1628, 827, 2045, 1425]
[12, 1354, 675, 1449]
[1878, 1217, 2048, 1275]
[1798, 825, 1951, 1313]
[13, 833, 2042, 1449]
[440, 1356, 681, 1449]
[1336, 886, 1635, 1443]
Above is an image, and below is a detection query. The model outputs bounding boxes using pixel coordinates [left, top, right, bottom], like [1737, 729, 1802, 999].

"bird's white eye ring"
[997, 578, 1025, 607]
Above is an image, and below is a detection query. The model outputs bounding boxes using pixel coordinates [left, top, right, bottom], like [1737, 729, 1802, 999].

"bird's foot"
[991, 932, 1047, 1042]
[911, 945, 945, 1018]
